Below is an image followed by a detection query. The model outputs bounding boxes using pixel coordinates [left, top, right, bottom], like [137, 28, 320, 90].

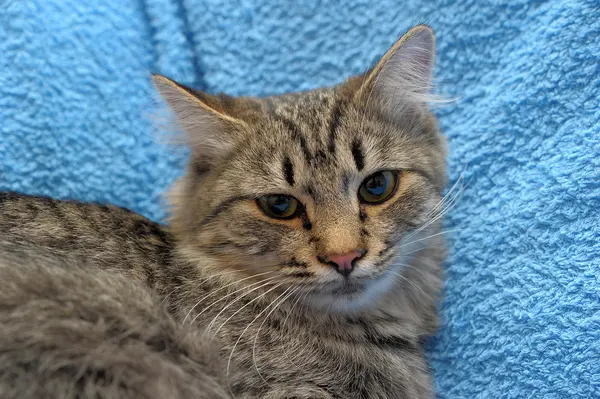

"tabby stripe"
[369, 335, 418, 352]
[301, 212, 312, 230]
[340, 172, 351, 194]
[198, 195, 250, 227]
[354, 319, 418, 352]
[378, 240, 395, 257]
[278, 116, 312, 164]
[283, 156, 295, 186]
[48, 201, 77, 237]
[314, 149, 327, 166]
[351, 139, 365, 171]
[377, 249, 396, 265]
[194, 162, 210, 176]
[290, 271, 312, 278]
[328, 97, 344, 154]
[359, 208, 368, 222]
[284, 258, 308, 268]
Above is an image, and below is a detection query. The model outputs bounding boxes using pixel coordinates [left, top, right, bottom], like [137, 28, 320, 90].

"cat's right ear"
[152, 74, 246, 169]
[354, 25, 437, 115]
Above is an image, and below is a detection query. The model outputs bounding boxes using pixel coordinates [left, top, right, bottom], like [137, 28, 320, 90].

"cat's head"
[154, 25, 447, 312]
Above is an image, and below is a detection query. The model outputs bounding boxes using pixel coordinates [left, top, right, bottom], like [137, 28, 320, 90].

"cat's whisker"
[175, 270, 243, 306]
[280, 289, 309, 337]
[190, 276, 277, 327]
[431, 180, 464, 221]
[428, 169, 465, 217]
[398, 263, 435, 281]
[396, 228, 459, 252]
[199, 275, 282, 332]
[401, 181, 464, 246]
[415, 197, 460, 240]
[278, 290, 311, 363]
[226, 285, 294, 397]
[426, 191, 461, 227]
[386, 268, 434, 303]
[381, 228, 457, 283]
[161, 269, 240, 306]
[434, 169, 470, 217]
[191, 275, 281, 327]
[182, 270, 276, 325]
[252, 286, 301, 385]
[211, 280, 290, 340]
[391, 263, 431, 281]
[428, 170, 465, 215]
[394, 253, 436, 274]
[428, 186, 462, 223]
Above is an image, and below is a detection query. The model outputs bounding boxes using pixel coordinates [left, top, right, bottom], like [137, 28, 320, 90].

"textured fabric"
[1, 0, 599, 397]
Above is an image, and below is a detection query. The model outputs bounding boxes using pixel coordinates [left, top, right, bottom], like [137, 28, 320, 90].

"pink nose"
[319, 250, 365, 277]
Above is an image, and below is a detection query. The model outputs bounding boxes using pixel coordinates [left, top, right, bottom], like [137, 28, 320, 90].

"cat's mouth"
[330, 280, 365, 296]
[303, 278, 384, 313]
[295, 248, 410, 312]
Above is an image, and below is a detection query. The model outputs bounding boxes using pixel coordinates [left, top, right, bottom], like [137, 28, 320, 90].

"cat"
[0, 25, 448, 398]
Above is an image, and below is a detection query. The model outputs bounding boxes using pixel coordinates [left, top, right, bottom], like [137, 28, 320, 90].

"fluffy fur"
[0, 253, 230, 399]
[0, 26, 449, 398]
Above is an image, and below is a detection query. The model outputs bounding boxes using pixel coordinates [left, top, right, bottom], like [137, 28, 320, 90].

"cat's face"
[155, 26, 447, 311]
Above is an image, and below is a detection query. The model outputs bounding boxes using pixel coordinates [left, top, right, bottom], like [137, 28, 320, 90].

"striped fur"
[0, 26, 448, 398]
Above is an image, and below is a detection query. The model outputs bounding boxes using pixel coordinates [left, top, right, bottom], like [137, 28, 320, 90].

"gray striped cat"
[0, 25, 448, 398]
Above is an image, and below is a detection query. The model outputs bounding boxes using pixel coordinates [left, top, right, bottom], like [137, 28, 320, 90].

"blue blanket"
[1, 0, 598, 397]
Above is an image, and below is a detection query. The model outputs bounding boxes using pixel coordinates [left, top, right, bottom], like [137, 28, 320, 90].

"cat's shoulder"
[0, 192, 175, 287]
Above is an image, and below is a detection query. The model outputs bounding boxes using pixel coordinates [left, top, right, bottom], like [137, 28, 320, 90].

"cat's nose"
[318, 250, 366, 277]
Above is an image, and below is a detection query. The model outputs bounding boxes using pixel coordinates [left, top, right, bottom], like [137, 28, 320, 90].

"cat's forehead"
[223, 84, 442, 197]
[245, 89, 363, 152]
[261, 88, 338, 133]
[237, 90, 387, 163]
[240, 90, 355, 165]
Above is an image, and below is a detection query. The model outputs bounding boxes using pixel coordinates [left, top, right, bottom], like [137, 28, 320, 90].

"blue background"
[1, 0, 599, 397]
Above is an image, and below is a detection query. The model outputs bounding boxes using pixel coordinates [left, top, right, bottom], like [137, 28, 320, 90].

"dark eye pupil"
[269, 196, 289, 214]
[366, 173, 387, 196]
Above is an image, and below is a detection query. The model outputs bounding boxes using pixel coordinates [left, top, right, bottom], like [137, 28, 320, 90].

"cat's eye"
[257, 195, 300, 219]
[358, 171, 399, 204]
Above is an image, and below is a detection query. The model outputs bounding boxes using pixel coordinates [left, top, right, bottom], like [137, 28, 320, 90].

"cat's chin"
[304, 277, 390, 314]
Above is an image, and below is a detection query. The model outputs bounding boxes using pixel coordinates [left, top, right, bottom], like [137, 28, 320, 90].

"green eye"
[358, 171, 399, 204]
[257, 195, 300, 219]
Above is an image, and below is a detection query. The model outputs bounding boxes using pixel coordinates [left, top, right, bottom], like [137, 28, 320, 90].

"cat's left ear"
[356, 25, 436, 113]
[152, 74, 247, 170]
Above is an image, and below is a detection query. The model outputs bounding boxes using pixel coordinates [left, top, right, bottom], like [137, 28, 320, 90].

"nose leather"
[321, 250, 365, 277]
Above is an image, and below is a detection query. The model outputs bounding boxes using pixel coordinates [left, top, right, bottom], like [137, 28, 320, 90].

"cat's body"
[0, 26, 449, 398]
[0, 206, 229, 399]
[0, 192, 442, 398]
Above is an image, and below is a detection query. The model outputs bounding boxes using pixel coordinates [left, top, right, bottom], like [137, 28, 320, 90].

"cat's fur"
[0, 25, 448, 398]
[0, 248, 230, 399]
